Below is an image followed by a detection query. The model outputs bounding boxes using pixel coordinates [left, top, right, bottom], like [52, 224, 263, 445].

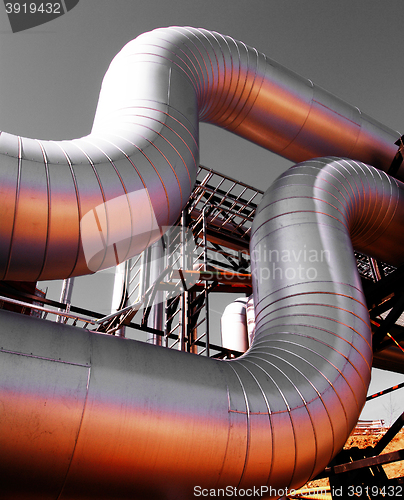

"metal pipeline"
[0, 26, 400, 281]
[2, 158, 404, 499]
[248, 157, 404, 493]
[1, 27, 404, 499]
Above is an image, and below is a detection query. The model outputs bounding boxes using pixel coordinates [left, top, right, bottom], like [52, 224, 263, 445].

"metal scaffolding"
[107, 165, 262, 356]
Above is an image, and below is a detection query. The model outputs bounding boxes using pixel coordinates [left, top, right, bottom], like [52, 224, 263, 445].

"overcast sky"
[1, 0, 404, 422]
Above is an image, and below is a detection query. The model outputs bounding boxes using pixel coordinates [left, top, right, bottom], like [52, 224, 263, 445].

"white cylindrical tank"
[220, 297, 249, 354]
[246, 294, 255, 346]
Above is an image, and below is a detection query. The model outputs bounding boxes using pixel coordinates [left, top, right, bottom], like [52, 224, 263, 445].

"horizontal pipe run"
[0, 294, 97, 325]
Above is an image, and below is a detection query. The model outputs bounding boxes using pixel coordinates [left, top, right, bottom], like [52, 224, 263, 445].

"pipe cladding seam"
[2, 157, 403, 499]
[0, 26, 400, 281]
[1, 27, 404, 500]
[247, 157, 404, 494]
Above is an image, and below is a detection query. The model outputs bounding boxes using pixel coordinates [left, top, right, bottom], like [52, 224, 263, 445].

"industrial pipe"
[0, 27, 400, 281]
[2, 158, 404, 499]
[1, 27, 404, 499]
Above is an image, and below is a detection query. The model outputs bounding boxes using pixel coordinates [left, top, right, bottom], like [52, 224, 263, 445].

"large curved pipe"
[1, 26, 404, 499]
[2, 158, 404, 500]
[0, 26, 400, 281]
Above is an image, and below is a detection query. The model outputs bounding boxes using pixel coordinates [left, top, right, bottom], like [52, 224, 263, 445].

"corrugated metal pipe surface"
[248, 157, 404, 493]
[2, 157, 404, 499]
[1, 26, 404, 500]
[0, 27, 400, 281]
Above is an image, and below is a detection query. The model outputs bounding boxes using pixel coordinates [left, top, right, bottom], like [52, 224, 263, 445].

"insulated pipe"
[0, 26, 401, 281]
[245, 157, 404, 491]
[1, 26, 404, 499]
[2, 158, 404, 500]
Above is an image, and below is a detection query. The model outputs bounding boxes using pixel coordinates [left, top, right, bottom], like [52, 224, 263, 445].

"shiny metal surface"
[2, 158, 404, 499]
[0, 27, 400, 281]
[1, 26, 404, 500]
[248, 157, 404, 492]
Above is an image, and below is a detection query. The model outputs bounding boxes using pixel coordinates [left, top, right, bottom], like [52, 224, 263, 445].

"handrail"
[0, 295, 97, 326]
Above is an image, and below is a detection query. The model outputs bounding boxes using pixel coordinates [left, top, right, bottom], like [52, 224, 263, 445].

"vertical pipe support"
[57, 278, 75, 323]
[203, 206, 210, 357]
[180, 210, 188, 351]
